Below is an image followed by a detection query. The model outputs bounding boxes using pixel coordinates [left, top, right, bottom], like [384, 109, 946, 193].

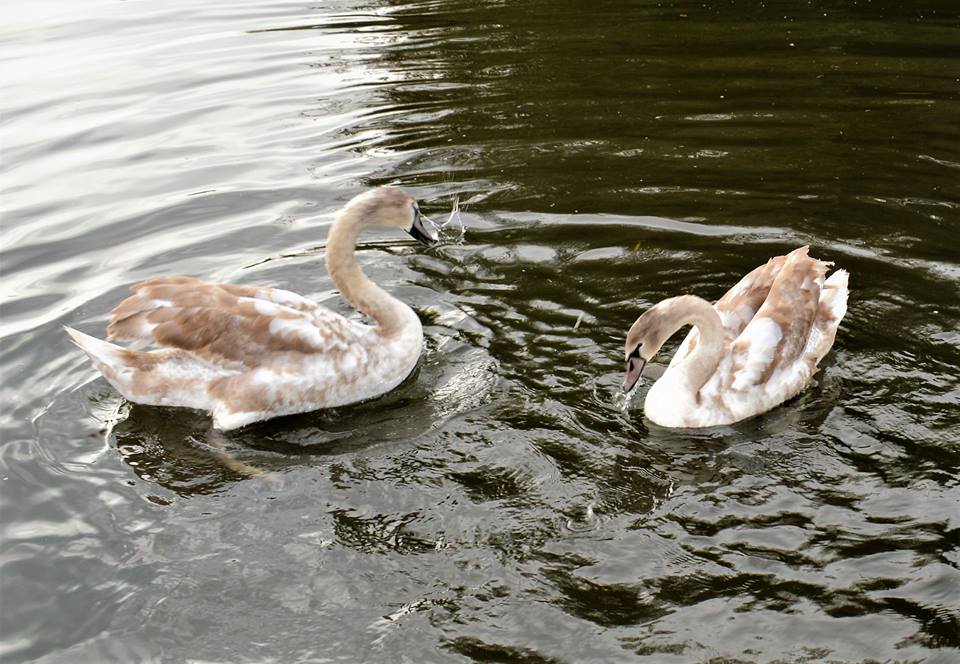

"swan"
[622, 246, 848, 428]
[65, 187, 439, 430]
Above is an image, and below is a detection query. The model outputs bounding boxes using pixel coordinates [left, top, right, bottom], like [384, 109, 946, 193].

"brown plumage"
[107, 277, 352, 366]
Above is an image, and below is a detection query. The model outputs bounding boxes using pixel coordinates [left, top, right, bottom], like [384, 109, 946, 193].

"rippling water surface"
[2, 1, 959, 661]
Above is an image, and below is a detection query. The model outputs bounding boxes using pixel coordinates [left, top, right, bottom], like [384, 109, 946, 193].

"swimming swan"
[65, 187, 439, 430]
[622, 246, 848, 428]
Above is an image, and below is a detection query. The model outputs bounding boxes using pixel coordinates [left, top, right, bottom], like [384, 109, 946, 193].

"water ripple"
[2, 0, 959, 661]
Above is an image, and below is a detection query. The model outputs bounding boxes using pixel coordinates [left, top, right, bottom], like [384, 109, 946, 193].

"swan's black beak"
[407, 207, 439, 247]
[622, 355, 646, 394]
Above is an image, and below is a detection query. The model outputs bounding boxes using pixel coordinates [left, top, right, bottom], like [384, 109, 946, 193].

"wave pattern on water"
[1, 0, 959, 662]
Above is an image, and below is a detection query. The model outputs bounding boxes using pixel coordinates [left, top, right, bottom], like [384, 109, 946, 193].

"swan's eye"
[629, 345, 641, 359]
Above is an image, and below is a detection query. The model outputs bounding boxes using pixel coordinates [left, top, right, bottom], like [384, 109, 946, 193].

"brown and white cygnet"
[66, 187, 438, 430]
[623, 246, 849, 428]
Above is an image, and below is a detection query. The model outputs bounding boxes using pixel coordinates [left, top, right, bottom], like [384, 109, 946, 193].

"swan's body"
[623, 246, 849, 428]
[65, 187, 438, 430]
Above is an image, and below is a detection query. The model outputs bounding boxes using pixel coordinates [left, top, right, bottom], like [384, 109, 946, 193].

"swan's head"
[341, 186, 439, 246]
[622, 303, 677, 393]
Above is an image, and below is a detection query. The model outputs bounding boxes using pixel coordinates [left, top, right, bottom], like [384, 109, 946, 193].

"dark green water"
[2, 1, 959, 661]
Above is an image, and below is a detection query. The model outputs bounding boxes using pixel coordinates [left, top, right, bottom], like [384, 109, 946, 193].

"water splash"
[424, 195, 465, 243]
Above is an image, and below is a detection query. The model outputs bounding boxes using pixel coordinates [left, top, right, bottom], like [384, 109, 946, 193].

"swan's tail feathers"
[65, 326, 214, 412]
[65, 326, 125, 368]
[822, 269, 849, 322]
[65, 325, 138, 402]
[805, 268, 850, 366]
[65, 325, 143, 399]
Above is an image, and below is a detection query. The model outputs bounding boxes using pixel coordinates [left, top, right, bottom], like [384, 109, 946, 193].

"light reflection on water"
[2, 0, 959, 661]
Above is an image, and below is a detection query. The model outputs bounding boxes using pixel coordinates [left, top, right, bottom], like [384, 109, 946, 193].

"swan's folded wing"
[714, 254, 789, 337]
[729, 247, 828, 389]
[668, 254, 787, 369]
[107, 277, 359, 366]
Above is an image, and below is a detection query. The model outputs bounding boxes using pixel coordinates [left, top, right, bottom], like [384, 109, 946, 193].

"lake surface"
[2, 1, 959, 661]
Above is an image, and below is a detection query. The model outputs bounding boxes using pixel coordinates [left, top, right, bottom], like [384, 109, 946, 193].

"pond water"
[2, 1, 959, 661]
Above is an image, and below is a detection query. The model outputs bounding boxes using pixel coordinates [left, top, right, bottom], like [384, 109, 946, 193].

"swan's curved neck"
[325, 211, 412, 335]
[666, 296, 725, 393]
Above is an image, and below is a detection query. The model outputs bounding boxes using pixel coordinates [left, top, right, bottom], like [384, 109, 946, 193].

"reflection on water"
[2, 0, 959, 661]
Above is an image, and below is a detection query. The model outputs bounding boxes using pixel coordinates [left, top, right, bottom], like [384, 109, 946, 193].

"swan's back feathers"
[714, 254, 789, 337]
[730, 246, 828, 389]
[107, 276, 361, 367]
